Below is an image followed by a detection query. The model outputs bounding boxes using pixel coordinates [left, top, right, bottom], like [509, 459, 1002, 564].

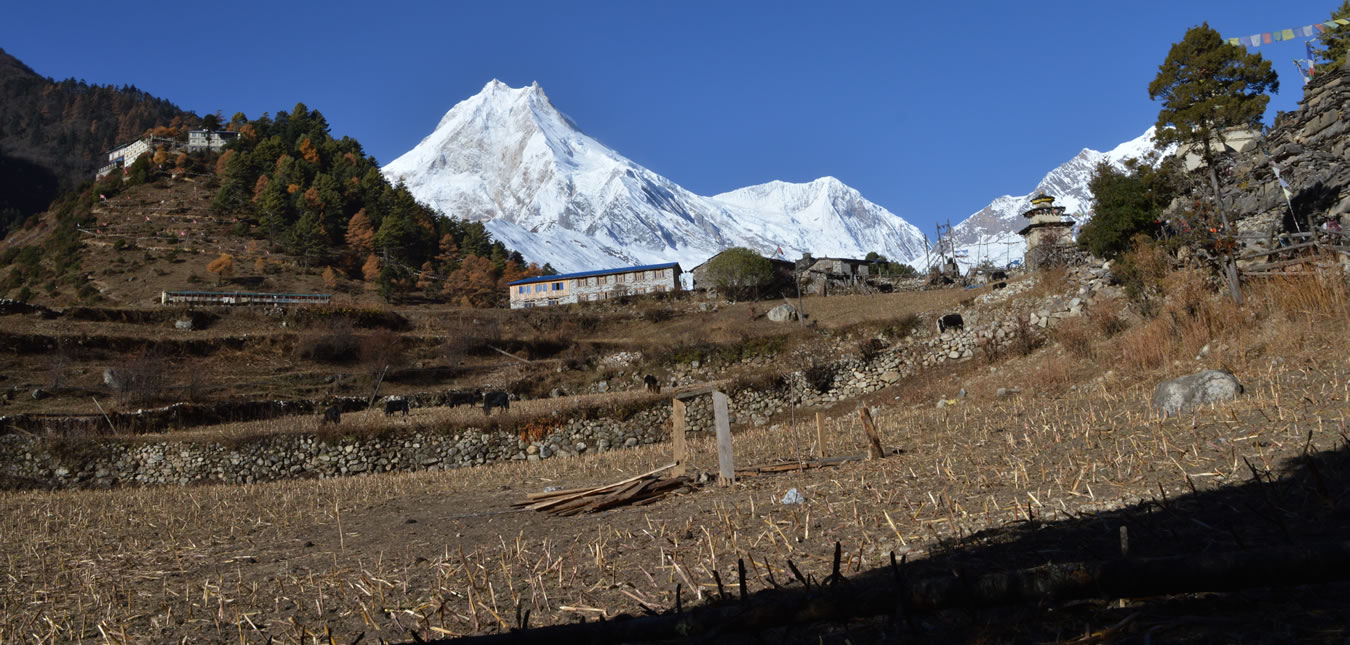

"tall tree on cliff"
[1149, 22, 1278, 303]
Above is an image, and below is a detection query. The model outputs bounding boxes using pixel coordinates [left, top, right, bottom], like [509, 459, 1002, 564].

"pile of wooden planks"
[516, 464, 692, 516]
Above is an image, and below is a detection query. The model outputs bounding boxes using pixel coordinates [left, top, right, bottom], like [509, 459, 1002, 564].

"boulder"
[175, 319, 193, 331]
[766, 304, 798, 323]
[1152, 369, 1244, 417]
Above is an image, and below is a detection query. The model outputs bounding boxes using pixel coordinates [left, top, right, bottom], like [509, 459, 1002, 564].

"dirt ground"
[4, 333, 1350, 643]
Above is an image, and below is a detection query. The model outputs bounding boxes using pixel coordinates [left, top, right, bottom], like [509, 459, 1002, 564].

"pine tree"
[1314, 2, 1350, 70]
[322, 266, 338, 289]
[1149, 23, 1276, 303]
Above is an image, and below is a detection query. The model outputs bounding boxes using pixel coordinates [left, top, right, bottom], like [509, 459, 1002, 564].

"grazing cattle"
[644, 374, 660, 393]
[937, 313, 964, 333]
[384, 397, 410, 417]
[990, 270, 1008, 281]
[320, 405, 341, 426]
[446, 390, 481, 408]
[992, 281, 1007, 290]
[483, 391, 510, 416]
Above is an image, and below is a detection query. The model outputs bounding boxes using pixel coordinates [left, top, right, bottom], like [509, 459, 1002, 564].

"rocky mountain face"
[947, 129, 1161, 270]
[1217, 59, 1350, 240]
[382, 81, 927, 272]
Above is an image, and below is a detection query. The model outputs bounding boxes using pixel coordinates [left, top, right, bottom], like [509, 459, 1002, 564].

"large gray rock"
[766, 304, 798, 323]
[1152, 369, 1244, 417]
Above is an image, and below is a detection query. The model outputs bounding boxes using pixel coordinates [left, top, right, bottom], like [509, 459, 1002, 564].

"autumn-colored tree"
[303, 186, 322, 210]
[435, 233, 459, 268]
[238, 123, 257, 140]
[322, 266, 338, 289]
[251, 174, 270, 202]
[254, 257, 266, 274]
[215, 149, 233, 175]
[174, 152, 187, 167]
[152, 146, 167, 166]
[299, 137, 320, 164]
[287, 183, 300, 194]
[362, 254, 381, 282]
[206, 253, 235, 286]
[345, 209, 375, 256]
[415, 261, 435, 288]
[498, 260, 529, 289]
[447, 254, 499, 308]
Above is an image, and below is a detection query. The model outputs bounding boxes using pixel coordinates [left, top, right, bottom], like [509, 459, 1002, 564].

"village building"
[796, 254, 871, 295]
[506, 262, 682, 309]
[187, 129, 241, 152]
[1017, 193, 1076, 271]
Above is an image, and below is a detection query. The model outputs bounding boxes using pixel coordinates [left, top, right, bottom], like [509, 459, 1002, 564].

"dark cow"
[644, 374, 660, 394]
[990, 270, 1008, 281]
[992, 281, 1007, 290]
[320, 405, 341, 426]
[483, 391, 510, 416]
[384, 397, 410, 417]
[937, 313, 964, 333]
[446, 390, 481, 408]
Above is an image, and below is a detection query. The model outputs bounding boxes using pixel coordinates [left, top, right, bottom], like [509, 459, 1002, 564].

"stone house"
[507, 262, 682, 309]
[797, 254, 870, 295]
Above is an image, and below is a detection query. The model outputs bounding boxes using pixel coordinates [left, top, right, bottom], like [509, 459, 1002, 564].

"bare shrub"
[1054, 318, 1097, 360]
[296, 318, 359, 363]
[1027, 266, 1070, 299]
[858, 337, 887, 362]
[1087, 301, 1128, 338]
[113, 348, 169, 407]
[360, 329, 407, 377]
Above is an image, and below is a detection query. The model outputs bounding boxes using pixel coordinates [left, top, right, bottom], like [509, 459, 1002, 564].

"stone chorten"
[1018, 193, 1074, 270]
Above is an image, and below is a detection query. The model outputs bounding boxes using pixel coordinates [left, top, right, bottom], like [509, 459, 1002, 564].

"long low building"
[507, 262, 681, 309]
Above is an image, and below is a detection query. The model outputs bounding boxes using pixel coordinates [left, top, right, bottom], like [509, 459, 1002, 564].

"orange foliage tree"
[206, 253, 235, 286]
[362, 254, 381, 282]
[446, 254, 499, 308]
[322, 266, 338, 289]
[346, 210, 376, 257]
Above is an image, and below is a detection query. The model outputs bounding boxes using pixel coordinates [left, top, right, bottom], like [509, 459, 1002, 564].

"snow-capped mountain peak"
[383, 82, 928, 272]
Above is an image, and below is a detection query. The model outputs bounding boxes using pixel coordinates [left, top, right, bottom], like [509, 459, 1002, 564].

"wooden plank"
[713, 391, 735, 486]
[525, 486, 596, 500]
[673, 384, 723, 400]
[672, 398, 688, 477]
[1236, 240, 1320, 260]
[527, 463, 676, 511]
[1241, 256, 1320, 272]
[858, 408, 885, 460]
[816, 412, 827, 459]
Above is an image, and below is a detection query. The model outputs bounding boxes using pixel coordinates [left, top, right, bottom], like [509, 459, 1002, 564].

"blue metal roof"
[507, 262, 680, 286]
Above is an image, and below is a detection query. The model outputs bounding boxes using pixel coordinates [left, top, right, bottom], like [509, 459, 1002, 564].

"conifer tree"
[362, 254, 381, 282]
[345, 209, 375, 257]
[1149, 23, 1276, 303]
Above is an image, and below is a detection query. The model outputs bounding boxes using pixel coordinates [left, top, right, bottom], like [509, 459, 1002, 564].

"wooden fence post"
[858, 408, 884, 460]
[816, 412, 827, 459]
[672, 398, 688, 477]
[713, 391, 734, 486]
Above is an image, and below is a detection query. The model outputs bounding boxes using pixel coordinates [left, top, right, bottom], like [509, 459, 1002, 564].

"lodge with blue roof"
[506, 262, 682, 309]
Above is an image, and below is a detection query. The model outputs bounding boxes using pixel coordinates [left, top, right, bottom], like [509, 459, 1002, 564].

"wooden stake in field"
[816, 412, 828, 459]
[713, 391, 735, 486]
[672, 398, 689, 477]
[858, 408, 885, 460]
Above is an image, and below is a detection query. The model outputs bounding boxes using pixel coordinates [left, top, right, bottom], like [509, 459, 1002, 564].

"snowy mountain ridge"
[948, 128, 1166, 270]
[382, 80, 928, 273]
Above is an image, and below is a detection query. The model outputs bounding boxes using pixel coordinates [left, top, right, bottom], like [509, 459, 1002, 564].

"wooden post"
[858, 408, 884, 460]
[672, 398, 688, 477]
[815, 412, 827, 459]
[713, 391, 734, 486]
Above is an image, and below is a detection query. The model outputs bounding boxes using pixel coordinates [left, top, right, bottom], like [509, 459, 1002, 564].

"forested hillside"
[0, 48, 196, 236]
[210, 103, 552, 305]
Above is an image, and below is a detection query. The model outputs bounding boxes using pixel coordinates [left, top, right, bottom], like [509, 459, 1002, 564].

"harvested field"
[4, 269, 1350, 643]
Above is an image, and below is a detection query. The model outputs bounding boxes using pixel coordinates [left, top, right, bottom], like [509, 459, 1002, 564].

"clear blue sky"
[1, 0, 1335, 235]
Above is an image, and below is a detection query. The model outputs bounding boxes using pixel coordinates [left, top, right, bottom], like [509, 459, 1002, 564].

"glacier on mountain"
[382, 80, 928, 273]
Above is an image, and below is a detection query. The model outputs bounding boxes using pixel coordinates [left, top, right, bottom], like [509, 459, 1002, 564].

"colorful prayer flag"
[1338, 19, 1350, 26]
[1263, 33, 1273, 44]
[1282, 28, 1296, 40]
[1302, 25, 1315, 37]
[1250, 35, 1262, 46]
[1229, 37, 1240, 46]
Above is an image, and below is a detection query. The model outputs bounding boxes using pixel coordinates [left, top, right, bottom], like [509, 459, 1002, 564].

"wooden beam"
[671, 398, 688, 477]
[526, 463, 676, 511]
[816, 412, 827, 459]
[858, 408, 885, 460]
[673, 383, 724, 400]
[486, 345, 532, 364]
[713, 391, 734, 486]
